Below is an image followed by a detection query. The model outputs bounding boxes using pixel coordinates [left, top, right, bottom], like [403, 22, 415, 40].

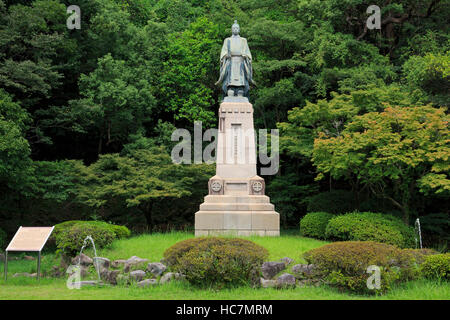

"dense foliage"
[325, 212, 415, 248]
[0, 228, 6, 249]
[0, 0, 448, 247]
[300, 212, 334, 239]
[52, 220, 130, 255]
[52, 220, 131, 240]
[419, 253, 450, 280]
[306, 190, 356, 214]
[304, 241, 432, 293]
[313, 105, 449, 224]
[163, 237, 268, 287]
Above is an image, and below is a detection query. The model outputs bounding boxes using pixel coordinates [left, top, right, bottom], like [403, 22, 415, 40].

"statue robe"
[216, 36, 254, 96]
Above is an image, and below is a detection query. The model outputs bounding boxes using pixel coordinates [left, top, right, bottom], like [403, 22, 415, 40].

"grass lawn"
[0, 231, 449, 300]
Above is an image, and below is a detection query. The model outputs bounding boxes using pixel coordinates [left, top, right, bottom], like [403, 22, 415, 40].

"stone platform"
[195, 99, 280, 236]
[195, 195, 280, 236]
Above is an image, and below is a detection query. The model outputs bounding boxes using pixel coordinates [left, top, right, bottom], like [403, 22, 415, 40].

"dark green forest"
[0, 0, 448, 247]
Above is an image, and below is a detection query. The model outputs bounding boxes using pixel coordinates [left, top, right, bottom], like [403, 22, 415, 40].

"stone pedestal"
[195, 99, 280, 236]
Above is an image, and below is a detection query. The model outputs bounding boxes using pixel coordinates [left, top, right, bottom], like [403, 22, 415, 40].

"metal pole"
[4, 251, 7, 281]
[37, 251, 41, 282]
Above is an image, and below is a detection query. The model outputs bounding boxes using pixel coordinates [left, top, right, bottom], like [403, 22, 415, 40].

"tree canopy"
[0, 0, 448, 245]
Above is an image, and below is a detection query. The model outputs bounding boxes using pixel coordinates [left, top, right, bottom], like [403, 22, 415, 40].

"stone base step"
[195, 210, 279, 232]
[203, 195, 271, 203]
[195, 229, 280, 237]
[200, 203, 274, 211]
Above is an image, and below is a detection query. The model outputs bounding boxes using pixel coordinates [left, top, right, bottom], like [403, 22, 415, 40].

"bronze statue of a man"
[215, 21, 255, 99]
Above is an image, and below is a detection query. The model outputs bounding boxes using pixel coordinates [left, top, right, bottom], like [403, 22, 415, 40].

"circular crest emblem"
[211, 181, 222, 192]
[252, 181, 263, 192]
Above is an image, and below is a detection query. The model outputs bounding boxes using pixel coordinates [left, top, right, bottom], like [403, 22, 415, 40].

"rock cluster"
[72, 253, 93, 266]
[0, 254, 20, 262]
[259, 257, 320, 289]
[261, 261, 286, 279]
[55, 254, 184, 288]
[291, 263, 316, 278]
[44, 254, 322, 289]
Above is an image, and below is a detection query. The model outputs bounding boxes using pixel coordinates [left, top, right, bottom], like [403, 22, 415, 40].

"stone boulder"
[261, 261, 286, 279]
[276, 273, 296, 288]
[111, 259, 127, 268]
[260, 278, 277, 288]
[51, 265, 64, 278]
[128, 256, 148, 263]
[93, 257, 110, 275]
[160, 272, 185, 284]
[298, 279, 321, 287]
[291, 264, 316, 279]
[103, 270, 121, 285]
[279, 257, 294, 265]
[116, 274, 130, 285]
[137, 279, 157, 288]
[123, 256, 149, 273]
[71, 253, 93, 266]
[66, 265, 89, 278]
[147, 262, 167, 277]
[130, 270, 146, 282]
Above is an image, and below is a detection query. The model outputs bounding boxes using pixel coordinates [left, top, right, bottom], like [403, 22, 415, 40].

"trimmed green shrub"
[420, 253, 450, 280]
[325, 212, 415, 248]
[300, 212, 334, 239]
[53, 220, 131, 240]
[52, 220, 130, 255]
[402, 248, 438, 264]
[56, 224, 116, 255]
[110, 224, 132, 239]
[307, 190, 355, 214]
[164, 237, 269, 288]
[304, 241, 421, 293]
[0, 228, 6, 250]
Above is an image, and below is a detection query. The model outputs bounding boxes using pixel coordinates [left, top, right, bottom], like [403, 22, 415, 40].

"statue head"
[231, 20, 240, 36]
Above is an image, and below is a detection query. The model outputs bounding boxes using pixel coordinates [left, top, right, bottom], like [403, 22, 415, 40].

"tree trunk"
[144, 202, 153, 232]
[402, 207, 409, 225]
[385, 195, 409, 225]
[98, 134, 103, 155]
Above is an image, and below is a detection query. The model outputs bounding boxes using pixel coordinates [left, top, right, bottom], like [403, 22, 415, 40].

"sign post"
[4, 251, 7, 281]
[4, 226, 54, 281]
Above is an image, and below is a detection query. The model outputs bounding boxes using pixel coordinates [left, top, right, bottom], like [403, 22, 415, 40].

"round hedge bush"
[304, 241, 421, 293]
[402, 248, 438, 264]
[300, 212, 334, 239]
[307, 190, 355, 214]
[52, 220, 131, 240]
[325, 212, 415, 248]
[419, 253, 450, 280]
[0, 228, 6, 250]
[52, 221, 130, 255]
[56, 224, 116, 255]
[163, 237, 269, 288]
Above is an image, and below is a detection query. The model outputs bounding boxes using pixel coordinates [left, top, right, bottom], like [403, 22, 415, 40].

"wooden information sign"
[6, 227, 54, 252]
[3, 226, 54, 281]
